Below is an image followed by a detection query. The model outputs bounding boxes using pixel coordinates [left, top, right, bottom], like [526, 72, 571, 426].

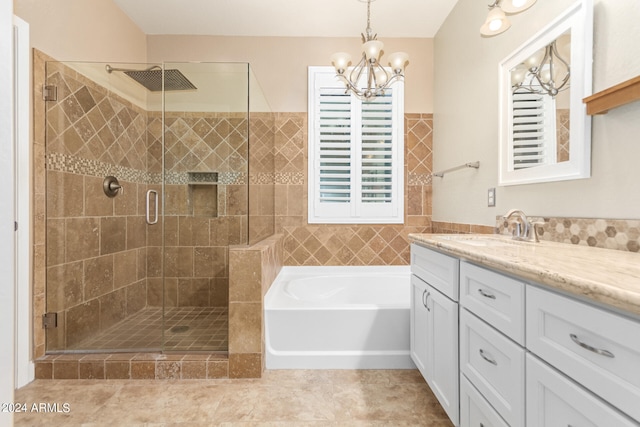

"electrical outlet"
[488, 188, 496, 207]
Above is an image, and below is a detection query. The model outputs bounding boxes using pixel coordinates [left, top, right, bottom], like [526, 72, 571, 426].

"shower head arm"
[105, 64, 162, 73]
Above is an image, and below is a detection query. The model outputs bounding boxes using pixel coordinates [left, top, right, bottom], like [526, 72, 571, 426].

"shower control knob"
[103, 176, 123, 198]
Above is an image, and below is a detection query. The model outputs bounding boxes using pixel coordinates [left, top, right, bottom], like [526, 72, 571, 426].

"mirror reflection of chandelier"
[330, 0, 409, 100]
[511, 34, 571, 97]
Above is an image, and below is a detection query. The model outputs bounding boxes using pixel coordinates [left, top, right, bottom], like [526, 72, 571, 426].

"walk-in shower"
[43, 61, 274, 354]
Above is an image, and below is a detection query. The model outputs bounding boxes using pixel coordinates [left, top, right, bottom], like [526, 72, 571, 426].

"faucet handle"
[531, 221, 545, 243]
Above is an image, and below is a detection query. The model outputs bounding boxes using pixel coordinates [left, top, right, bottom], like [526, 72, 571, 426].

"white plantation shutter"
[308, 67, 404, 224]
[511, 90, 556, 169]
[318, 88, 353, 207]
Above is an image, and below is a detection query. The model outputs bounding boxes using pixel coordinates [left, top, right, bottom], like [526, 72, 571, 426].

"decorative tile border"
[408, 173, 433, 186]
[249, 172, 275, 185]
[47, 152, 159, 184]
[275, 172, 304, 185]
[47, 152, 248, 186]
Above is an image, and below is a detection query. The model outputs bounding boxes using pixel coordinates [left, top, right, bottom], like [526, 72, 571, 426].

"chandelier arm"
[335, 74, 362, 95]
[349, 54, 368, 85]
[551, 42, 571, 92]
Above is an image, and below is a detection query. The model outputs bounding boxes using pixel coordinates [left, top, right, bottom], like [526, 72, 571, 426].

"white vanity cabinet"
[410, 239, 640, 427]
[410, 244, 460, 426]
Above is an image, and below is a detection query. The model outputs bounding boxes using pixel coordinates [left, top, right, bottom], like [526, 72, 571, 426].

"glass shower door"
[161, 62, 250, 352]
[44, 60, 163, 352]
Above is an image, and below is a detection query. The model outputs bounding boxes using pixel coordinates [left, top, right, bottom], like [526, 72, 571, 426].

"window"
[307, 67, 404, 224]
[511, 89, 557, 169]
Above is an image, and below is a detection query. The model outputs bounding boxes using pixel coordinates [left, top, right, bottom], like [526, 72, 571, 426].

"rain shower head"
[105, 64, 197, 92]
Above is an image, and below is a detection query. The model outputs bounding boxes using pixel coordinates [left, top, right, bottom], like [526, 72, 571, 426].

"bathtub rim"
[265, 265, 411, 310]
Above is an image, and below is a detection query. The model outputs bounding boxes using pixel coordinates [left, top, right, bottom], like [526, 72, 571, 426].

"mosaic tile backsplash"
[498, 216, 640, 252]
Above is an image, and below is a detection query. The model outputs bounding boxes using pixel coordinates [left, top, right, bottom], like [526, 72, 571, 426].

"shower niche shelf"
[187, 171, 219, 185]
[187, 172, 218, 217]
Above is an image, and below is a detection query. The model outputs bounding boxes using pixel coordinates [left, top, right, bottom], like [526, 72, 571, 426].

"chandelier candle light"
[480, 0, 537, 37]
[331, 0, 409, 100]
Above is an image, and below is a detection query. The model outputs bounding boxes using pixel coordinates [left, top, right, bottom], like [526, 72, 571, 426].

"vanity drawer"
[410, 244, 459, 301]
[460, 308, 525, 427]
[526, 354, 638, 427]
[460, 375, 509, 427]
[527, 285, 640, 422]
[460, 262, 525, 345]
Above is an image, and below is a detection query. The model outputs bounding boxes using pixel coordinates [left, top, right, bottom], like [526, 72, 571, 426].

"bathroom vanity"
[409, 234, 640, 427]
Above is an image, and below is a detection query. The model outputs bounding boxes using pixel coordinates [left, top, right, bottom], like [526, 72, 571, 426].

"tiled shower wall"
[275, 113, 434, 265]
[249, 113, 276, 244]
[43, 60, 153, 350]
[149, 111, 253, 311]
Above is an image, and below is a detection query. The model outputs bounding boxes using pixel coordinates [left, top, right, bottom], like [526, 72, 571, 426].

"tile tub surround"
[409, 233, 640, 316]
[276, 113, 434, 266]
[15, 370, 453, 426]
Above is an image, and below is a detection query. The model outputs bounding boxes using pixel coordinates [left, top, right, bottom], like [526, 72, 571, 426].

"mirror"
[499, 0, 593, 186]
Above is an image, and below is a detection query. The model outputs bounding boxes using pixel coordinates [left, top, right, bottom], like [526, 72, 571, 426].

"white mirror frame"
[498, 0, 593, 186]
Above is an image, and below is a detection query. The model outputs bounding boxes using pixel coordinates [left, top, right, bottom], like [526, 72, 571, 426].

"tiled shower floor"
[68, 307, 228, 352]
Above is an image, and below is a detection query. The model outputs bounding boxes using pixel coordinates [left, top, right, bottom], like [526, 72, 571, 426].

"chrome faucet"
[503, 209, 531, 241]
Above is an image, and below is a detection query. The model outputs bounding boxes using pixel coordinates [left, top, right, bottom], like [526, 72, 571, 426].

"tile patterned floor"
[68, 307, 228, 352]
[14, 370, 453, 426]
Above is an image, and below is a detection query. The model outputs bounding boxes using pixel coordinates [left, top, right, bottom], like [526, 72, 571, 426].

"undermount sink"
[438, 235, 524, 247]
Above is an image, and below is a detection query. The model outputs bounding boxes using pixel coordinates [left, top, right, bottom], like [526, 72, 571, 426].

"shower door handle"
[146, 190, 158, 225]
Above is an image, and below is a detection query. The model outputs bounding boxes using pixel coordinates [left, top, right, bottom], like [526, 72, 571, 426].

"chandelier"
[510, 35, 571, 97]
[480, 0, 537, 37]
[331, 0, 409, 100]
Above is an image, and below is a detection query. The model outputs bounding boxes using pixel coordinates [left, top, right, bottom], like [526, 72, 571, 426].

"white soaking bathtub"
[264, 265, 415, 369]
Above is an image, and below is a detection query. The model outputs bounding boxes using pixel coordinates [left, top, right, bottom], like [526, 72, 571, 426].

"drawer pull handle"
[479, 349, 498, 365]
[425, 291, 431, 312]
[477, 288, 496, 299]
[569, 334, 615, 358]
[422, 290, 428, 308]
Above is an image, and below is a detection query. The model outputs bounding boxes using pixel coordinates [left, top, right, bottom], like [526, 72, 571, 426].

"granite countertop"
[409, 233, 640, 317]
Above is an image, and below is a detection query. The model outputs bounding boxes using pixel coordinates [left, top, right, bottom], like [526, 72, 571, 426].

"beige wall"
[147, 35, 433, 113]
[433, 0, 640, 224]
[14, 0, 146, 62]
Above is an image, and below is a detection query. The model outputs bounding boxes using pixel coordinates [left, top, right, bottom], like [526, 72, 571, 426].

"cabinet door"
[425, 281, 460, 426]
[411, 274, 459, 426]
[410, 274, 430, 379]
[526, 354, 638, 427]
